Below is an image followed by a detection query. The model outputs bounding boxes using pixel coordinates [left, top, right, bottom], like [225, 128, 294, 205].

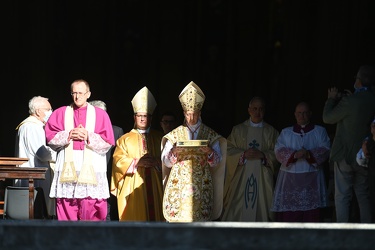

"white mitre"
[131, 86, 157, 115]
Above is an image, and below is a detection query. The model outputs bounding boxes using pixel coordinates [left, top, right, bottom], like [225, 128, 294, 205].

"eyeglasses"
[71, 91, 89, 97]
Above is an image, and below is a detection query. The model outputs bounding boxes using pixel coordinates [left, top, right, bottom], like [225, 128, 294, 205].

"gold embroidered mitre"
[131, 86, 157, 115]
[178, 81, 205, 112]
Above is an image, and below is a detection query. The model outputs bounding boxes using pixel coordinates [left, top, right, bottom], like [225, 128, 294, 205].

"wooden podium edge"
[0, 157, 29, 166]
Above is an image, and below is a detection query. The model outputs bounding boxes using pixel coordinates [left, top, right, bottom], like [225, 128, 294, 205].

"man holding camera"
[323, 65, 375, 223]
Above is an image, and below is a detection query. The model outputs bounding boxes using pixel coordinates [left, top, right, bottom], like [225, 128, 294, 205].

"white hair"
[28, 96, 49, 115]
[89, 100, 107, 111]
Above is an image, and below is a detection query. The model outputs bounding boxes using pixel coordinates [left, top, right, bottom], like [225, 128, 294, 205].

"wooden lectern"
[0, 157, 47, 219]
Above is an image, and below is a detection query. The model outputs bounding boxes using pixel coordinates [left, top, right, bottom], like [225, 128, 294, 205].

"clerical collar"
[249, 119, 263, 128]
[293, 123, 314, 135]
[137, 128, 150, 134]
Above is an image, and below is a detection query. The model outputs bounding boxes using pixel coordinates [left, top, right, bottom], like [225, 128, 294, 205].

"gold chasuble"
[222, 121, 279, 222]
[162, 124, 226, 222]
[111, 129, 164, 221]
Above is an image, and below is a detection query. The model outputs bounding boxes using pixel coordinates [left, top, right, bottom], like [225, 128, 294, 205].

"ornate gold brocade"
[163, 146, 213, 222]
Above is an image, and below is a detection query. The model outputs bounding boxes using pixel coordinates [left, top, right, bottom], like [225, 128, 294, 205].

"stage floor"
[1, 220, 374, 249]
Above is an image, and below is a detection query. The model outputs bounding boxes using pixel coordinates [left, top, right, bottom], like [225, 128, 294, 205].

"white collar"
[249, 119, 264, 128]
[137, 128, 150, 134]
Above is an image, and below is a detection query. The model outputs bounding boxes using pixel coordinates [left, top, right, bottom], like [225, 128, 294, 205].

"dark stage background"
[2, 0, 375, 156]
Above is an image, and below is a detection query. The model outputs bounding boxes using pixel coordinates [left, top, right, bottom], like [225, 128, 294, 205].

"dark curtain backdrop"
[2, 0, 375, 156]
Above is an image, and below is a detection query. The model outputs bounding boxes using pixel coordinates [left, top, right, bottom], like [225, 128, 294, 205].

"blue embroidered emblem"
[245, 173, 257, 209]
[249, 140, 259, 149]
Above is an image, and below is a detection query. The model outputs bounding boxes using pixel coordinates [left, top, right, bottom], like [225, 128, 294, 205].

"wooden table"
[0, 157, 47, 219]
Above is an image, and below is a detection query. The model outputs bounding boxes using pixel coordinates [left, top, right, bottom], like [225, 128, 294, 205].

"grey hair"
[89, 100, 107, 111]
[28, 96, 49, 115]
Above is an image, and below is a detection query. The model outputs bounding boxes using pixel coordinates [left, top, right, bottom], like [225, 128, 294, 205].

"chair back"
[3, 186, 38, 220]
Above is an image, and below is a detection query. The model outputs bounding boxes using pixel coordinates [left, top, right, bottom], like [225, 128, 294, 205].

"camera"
[337, 89, 352, 99]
